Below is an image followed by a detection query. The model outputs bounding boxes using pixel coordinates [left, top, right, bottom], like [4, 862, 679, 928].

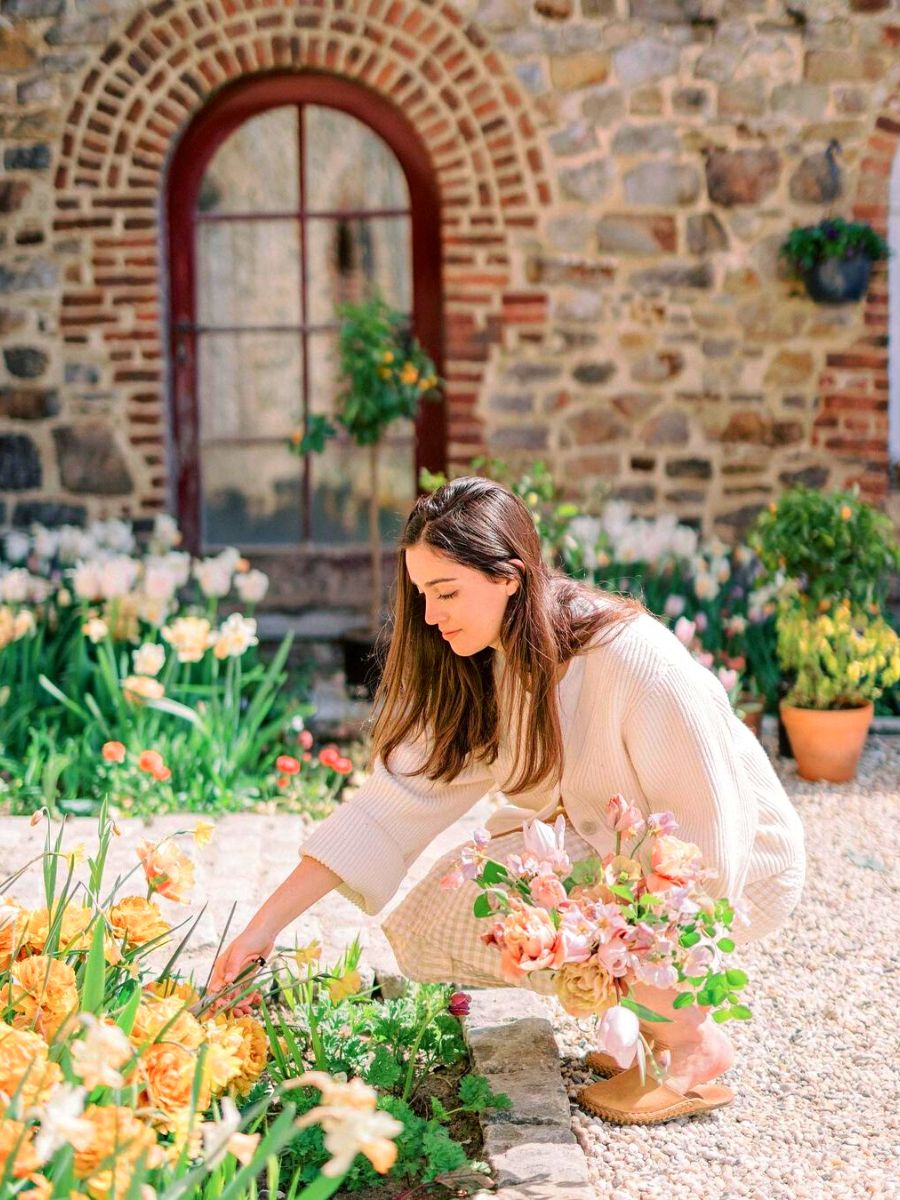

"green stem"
[401, 1000, 438, 1103]
[297, 1172, 345, 1200]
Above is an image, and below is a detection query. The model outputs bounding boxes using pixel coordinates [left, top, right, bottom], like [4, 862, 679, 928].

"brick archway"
[53, 0, 552, 518]
[811, 83, 900, 508]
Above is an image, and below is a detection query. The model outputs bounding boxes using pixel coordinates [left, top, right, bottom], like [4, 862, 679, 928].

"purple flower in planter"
[824, 223, 839, 240]
[448, 991, 471, 1017]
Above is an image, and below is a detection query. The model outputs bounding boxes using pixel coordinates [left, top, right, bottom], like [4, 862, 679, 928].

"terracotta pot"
[779, 701, 874, 783]
[738, 696, 765, 739]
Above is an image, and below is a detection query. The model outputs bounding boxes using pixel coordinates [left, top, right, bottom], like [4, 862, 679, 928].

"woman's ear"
[507, 558, 525, 595]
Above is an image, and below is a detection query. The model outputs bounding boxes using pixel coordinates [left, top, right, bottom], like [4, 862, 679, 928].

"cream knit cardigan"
[301, 612, 807, 942]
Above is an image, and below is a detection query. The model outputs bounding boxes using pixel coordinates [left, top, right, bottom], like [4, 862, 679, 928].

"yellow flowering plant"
[0, 805, 404, 1200]
[776, 595, 900, 710]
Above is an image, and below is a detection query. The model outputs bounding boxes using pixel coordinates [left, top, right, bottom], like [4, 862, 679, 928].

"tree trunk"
[369, 441, 381, 635]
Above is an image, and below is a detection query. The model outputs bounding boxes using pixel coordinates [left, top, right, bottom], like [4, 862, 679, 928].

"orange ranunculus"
[108, 896, 171, 948]
[73, 1104, 160, 1187]
[145, 979, 200, 1006]
[137, 750, 170, 782]
[648, 835, 704, 889]
[0, 900, 28, 971]
[0, 1022, 63, 1105]
[275, 754, 300, 775]
[227, 1015, 269, 1096]
[25, 904, 93, 955]
[102, 741, 127, 763]
[136, 839, 195, 904]
[201, 1019, 244, 1095]
[0, 1117, 40, 1180]
[129, 995, 203, 1052]
[122, 674, 165, 705]
[139, 1042, 210, 1130]
[7, 956, 79, 1040]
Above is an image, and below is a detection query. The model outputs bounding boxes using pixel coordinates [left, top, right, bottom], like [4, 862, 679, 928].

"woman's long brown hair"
[370, 476, 643, 794]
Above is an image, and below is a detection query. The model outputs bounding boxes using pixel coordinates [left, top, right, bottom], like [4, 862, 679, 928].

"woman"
[210, 477, 806, 1124]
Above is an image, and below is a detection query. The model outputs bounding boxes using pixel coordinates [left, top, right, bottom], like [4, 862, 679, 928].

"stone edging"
[462, 989, 594, 1200]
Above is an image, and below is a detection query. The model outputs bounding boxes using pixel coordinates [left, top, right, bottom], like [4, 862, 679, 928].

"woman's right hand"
[208, 924, 276, 1007]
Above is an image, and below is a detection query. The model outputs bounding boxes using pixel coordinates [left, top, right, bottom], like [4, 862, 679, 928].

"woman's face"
[405, 543, 519, 656]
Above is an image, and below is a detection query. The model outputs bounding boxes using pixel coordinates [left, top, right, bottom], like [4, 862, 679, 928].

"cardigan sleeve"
[299, 740, 495, 915]
[623, 659, 758, 903]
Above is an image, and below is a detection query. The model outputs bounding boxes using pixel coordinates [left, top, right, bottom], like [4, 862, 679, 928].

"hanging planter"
[779, 216, 890, 305]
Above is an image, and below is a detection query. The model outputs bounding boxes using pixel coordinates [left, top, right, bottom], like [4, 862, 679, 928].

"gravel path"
[556, 732, 899, 1200]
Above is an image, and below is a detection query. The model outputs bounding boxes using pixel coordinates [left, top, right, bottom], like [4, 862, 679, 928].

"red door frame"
[164, 70, 445, 553]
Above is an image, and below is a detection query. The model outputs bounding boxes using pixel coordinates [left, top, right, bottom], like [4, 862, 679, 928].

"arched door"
[165, 72, 444, 553]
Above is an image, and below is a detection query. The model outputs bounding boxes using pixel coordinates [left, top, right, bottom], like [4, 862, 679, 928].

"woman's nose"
[424, 597, 443, 625]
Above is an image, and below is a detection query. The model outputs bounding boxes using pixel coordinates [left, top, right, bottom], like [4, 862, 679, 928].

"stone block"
[629, 0, 706, 19]
[481, 1124, 592, 1192]
[665, 456, 713, 479]
[717, 77, 767, 117]
[491, 426, 548, 451]
[549, 51, 610, 91]
[612, 393, 660, 420]
[580, 0, 615, 13]
[673, 85, 710, 114]
[502, 362, 563, 385]
[565, 408, 624, 444]
[488, 393, 534, 414]
[3, 0, 64, 13]
[558, 158, 614, 202]
[613, 483, 657, 503]
[53, 422, 134, 494]
[705, 148, 781, 207]
[12, 500, 86, 526]
[0, 28, 38, 72]
[789, 149, 842, 204]
[771, 82, 829, 119]
[0, 433, 41, 489]
[695, 44, 742, 84]
[581, 84, 624, 124]
[549, 121, 597, 157]
[713, 503, 766, 538]
[0, 181, 31, 214]
[0, 388, 59, 420]
[687, 212, 728, 255]
[613, 37, 679, 87]
[642, 410, 690, 446]
[0, 260, 57, 293]
[596, 213, 677, 256]
[572, 361, 616, 385]
[623, 161, 700, 206]
[611, 122, 679, 154]
[631, 350, 684, 383]
[629, 262, 713, 291]
[629, 85, 664, 115]
[534, 0, 572, 17]
[764, 350, 814, 387]
[779, 465, 829, 488]
[3, 347, 48, 379]
[804, 49, 888, 83]
[3, 144, 51, 171]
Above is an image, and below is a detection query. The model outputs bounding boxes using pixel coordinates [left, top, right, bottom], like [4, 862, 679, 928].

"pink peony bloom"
[529, 873, 568, 910]
[650, 836, 705, 888]
[487, 902, 568, 981]
[597, 1005, 641, 1070]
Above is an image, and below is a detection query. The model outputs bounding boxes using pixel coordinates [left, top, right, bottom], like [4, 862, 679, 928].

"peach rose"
[108, 897, 171, 948]
[122, 675, 165, 705]
[553, 955, 617, 1018]
[648, 836, 704, 889]
[136, 838, 195, 904]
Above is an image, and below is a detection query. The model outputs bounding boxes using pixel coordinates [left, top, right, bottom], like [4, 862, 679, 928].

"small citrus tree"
[290, 296, 440, 632]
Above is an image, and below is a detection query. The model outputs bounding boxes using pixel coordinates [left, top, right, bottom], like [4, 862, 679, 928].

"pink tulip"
[674, 616, 696, 646]
[597, 1005, 641, 1070]
[647, 811, 678, 837]
[529, 873, 568, 910]
[604, 794, 645, 838]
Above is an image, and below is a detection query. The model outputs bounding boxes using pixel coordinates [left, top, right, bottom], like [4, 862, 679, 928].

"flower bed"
[0, 516, 356, 817]
[0, 809, 507, 1199]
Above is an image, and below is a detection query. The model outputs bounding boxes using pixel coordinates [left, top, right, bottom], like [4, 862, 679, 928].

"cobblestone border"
[462, 990, 594, 1200]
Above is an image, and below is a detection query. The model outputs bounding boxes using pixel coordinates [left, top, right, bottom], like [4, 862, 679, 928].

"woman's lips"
[442, 629, 461, 639]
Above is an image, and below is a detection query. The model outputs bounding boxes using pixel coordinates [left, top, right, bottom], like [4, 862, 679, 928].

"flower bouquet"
[441, 797, 750, 1082]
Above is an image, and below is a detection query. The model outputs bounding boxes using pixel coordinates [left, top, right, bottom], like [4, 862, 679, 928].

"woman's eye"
[437, 591, 457, 601]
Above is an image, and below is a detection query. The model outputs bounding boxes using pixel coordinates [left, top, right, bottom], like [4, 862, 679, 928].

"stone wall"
[1, 0, 899, 567]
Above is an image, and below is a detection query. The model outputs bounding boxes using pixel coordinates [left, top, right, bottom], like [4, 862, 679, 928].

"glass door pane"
[199, 107, 299, 214]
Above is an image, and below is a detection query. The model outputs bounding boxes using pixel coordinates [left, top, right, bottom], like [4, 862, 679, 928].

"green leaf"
[620, 996, 672, 1023]
[365, 1044, 403, 1091]
[480, 860, 510, 885]
[712, 1008, 732, 1023]
[717, 937, 736, 953]
[609, 883, 635, 901]
[472, 894, 492, 919]
[115, 979, 142, 1035]
[728, 1004, 753, 1020]
[80, 920, 107, 1014]
[672, 991, 694, 1009]
[680, 930, 701, 948]
[725, 968, 748, 988]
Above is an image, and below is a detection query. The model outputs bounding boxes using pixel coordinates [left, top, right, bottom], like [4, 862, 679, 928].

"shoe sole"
[577, 1089, 734, 1125]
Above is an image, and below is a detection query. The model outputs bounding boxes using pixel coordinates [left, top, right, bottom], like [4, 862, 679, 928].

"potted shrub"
[776, 595, 900, 781]
[779, 216, 890, 304]
[289, 295, 440, 692]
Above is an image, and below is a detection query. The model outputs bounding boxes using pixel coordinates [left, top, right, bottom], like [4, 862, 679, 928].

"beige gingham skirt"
[382, 817, 596, 992]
